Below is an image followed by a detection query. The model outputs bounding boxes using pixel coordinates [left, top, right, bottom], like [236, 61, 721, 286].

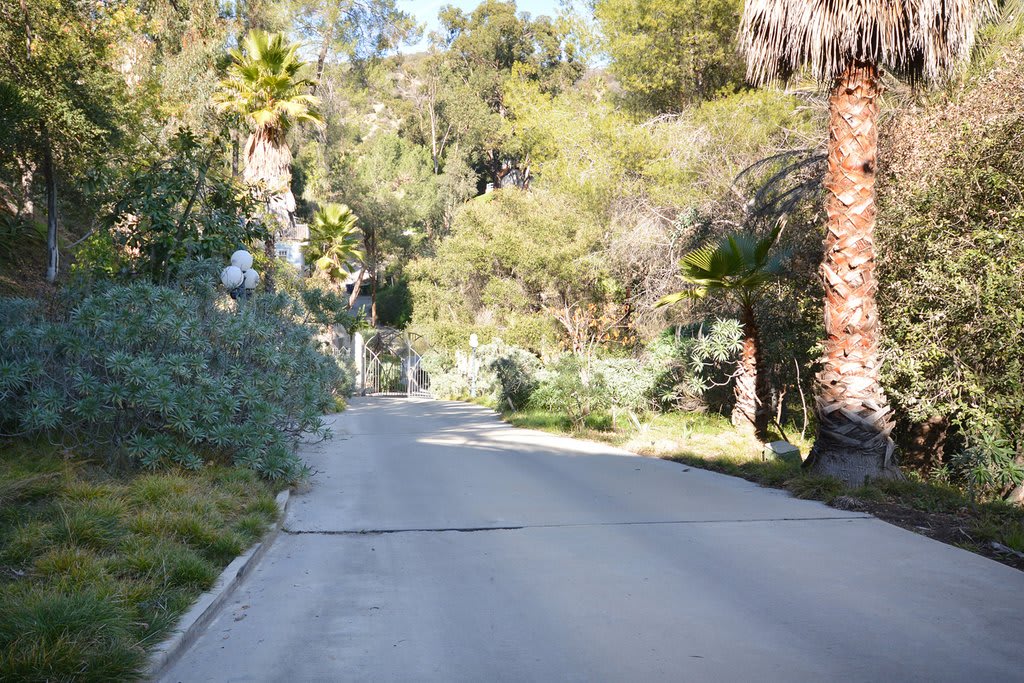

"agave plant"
[306, 203, 364, 281]
[738, 0, 994, 483]
[658, 228, 786, 439]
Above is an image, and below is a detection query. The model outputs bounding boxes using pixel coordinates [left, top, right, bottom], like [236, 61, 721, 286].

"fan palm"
[738, 0, 993, 483]
[214, 31, 322, 237]
[307, 203, 364, 281]
[658, 228, 787, 439]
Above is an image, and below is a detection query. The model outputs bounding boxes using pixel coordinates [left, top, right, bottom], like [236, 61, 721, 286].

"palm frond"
[308, 204, 364, 279]
[655, 289, 706, 308]
[660, 228, 789, 309]
[215, 30, 321, 133]
[739, 0, 996, 85]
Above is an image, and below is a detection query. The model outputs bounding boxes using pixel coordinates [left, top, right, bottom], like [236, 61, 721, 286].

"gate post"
[406, 340, 412, 398]
[353, 331, 365, 395]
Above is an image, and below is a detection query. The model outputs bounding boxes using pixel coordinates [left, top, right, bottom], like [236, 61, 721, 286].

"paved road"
[161, 398, 1024, 682]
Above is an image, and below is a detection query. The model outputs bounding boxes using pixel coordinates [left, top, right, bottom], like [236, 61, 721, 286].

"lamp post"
[469, 333, 479, 398]
[220, 249, 260, 301]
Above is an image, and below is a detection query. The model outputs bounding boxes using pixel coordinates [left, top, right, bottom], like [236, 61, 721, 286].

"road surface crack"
[282, 515, 871, 536]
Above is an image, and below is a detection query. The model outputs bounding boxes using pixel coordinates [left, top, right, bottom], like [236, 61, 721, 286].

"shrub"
[591, 357, 655, 417]
[0, 282, 347, 481]
[419, 350, 470, 399]
[530, 356, 610, 431]
[949, 429, 1024, 502]
[644, 320, 744, 413]
[94, 129, 269, 284]
[421, 339, 540, 406]
[487, 343, 541, 410]
[878, 69, 1024, 488]
[376, 278, 413, 328]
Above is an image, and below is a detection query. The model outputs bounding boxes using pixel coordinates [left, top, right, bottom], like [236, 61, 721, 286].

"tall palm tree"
[658, 229, 786, 440]
[307, 203, 364, 281]
[214, 30, 322, 279]
[739, 0, 992, 483]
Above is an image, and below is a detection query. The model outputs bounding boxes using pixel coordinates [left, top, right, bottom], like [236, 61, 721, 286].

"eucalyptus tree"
[288, 0, 418, 91]
[738, 0, 993, 483]
[432, 0, 586, 189]
[1, 0, 129, 283]
[658, 229, 786, 439]
[594, 0, 746, 111]
[214, 30, 322, 280]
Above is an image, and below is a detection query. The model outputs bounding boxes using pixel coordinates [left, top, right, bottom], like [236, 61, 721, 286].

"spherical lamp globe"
[243, 269, 260, 291]
[230, 250, 253, 272]
[220, 266, 244, 289]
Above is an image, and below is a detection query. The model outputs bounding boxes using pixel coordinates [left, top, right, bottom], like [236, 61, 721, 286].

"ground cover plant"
[0, 441, 280, 681]
[0, 279, 346, 482]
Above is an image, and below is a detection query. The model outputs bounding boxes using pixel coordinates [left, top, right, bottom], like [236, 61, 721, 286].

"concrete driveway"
[160, 398, 1024, 682]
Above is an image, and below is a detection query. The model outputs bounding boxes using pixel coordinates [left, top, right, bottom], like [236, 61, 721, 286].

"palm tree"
[307, 203, 364, 281]
[214, 30, 322, 281]
[658, 229, 786, 440]
[738, 0, 992, 483]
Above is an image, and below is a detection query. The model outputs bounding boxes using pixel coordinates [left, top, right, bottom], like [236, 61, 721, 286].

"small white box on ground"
[764, 440, 802, 463]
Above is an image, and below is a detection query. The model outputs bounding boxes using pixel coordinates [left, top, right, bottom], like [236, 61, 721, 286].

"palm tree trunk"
[804, 62, 898, 485]
[733, 303, 769, 440]
[245, 127, 295, 292]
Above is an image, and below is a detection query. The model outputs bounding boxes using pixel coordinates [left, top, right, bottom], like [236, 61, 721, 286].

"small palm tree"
[658, 228, 786, 439]
[306, 203, 364, 281]
[214, 31, 322, 238]
[738, 0, 992, 483]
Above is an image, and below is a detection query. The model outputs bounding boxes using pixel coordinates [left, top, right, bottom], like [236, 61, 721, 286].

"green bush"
[591, 357, 654, 416]
[0, 213, 43, 263]
[644, 320, 744, 412]
[950, 430, 1024, 502]
[94, 130, 268, 284]
[419, 350, 470, 399]
[376, 278, 414, 328]
[0, 282, 348, 481]
[421, 339, 541, 406]
[530, 356, 610, 431]
[878, 106, 1024, 491]
[487, 343, 541, 410]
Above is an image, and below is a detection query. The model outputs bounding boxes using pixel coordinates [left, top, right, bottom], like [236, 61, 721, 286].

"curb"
[145, 488, 291, 681]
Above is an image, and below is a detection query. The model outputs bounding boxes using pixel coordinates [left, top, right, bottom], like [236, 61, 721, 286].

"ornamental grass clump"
[0, 282, 347, 481]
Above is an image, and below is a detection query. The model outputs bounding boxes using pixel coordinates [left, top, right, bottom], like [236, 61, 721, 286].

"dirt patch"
[826, 496, 1024, 572]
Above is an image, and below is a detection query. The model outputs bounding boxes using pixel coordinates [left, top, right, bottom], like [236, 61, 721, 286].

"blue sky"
[397, 1, 571, 52]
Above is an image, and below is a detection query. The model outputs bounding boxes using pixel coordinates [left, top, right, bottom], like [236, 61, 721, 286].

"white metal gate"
[360, 328, 430, 397]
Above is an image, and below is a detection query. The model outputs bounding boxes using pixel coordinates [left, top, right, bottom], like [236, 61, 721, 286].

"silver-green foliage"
[950, 431, 1024, 502]
[530, 356, 611, 431]
[645, 320, 744, 411]
[0, 284, 347, 481]
[420, 340, 541, 407]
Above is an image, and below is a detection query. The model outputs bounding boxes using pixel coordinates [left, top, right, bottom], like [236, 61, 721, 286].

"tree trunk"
[244, 127, 297, 292]
[42, 139, 58, 284]
[263, 237, 276, 292]
[313, 23, 333, 97]
[348, 266, 365, 308]
[804, 62, 898, 485]
[245, 129, 296, 236]
[17, 157, 35, 217]
[732, 303, 769, 440]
